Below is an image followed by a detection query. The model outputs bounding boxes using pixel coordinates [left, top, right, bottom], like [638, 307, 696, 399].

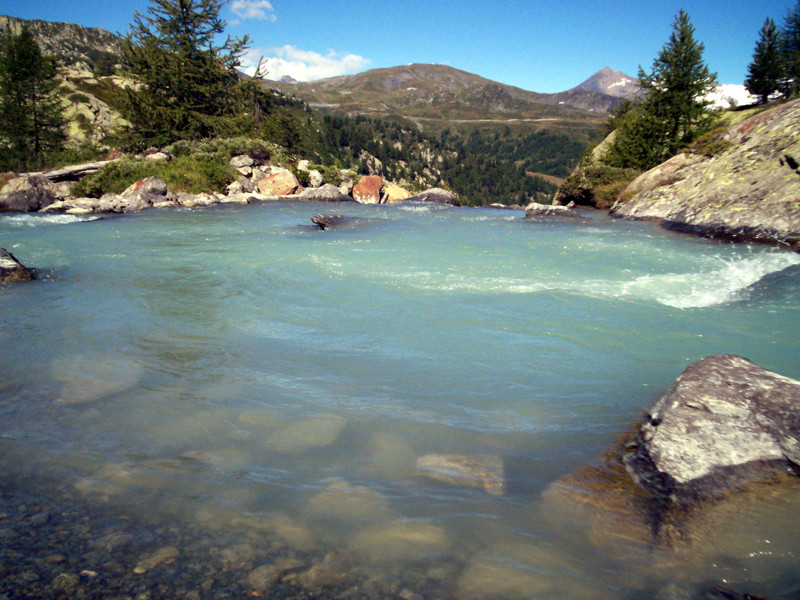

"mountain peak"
[573, 67, 639, 100]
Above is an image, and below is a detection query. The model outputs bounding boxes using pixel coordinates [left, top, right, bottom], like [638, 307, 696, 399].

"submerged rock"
[350, 520, 450, 564]
[263, 414, 347, 453]
[415, 453, 504, 496]
[304, 480, 393, 522]
[311, 213, 348, 230]
[133, 546, 179, 574]
[0, 248, 35, 283]
[624, 354, 800, 507]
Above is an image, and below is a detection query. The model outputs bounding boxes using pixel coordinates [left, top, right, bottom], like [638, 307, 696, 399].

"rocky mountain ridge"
[267, 63, 626, 122]
[0, 15, 121, 70]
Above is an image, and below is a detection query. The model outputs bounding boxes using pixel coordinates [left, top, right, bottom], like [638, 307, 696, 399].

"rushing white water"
[1, 203, 799, 599]
[1, 212, 102, 227]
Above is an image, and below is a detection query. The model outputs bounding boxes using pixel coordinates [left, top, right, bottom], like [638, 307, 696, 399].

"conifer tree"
[120, 0, 262, 147]
[0, 24, 67, 171]
[781, 0, 800, 97]
[606, 10, 717, 170]
[746, 18, 784, 104]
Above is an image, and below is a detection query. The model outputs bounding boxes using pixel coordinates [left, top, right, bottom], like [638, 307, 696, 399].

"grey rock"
[624, 354, 800, 507]
[308, 169, 324, 188]
[177, 193, 217, 208]
[0, 248, 35, 283]
[0, 175, 59, 212]
[311, 214, 345, 230]
[299, 184, 354, 202]
[405, 187, 460, 206]
[84, 176, 176, 213]
[230, 154, 254, 169]
[612, 98, 800, 248]
[525, 201, 578, 218]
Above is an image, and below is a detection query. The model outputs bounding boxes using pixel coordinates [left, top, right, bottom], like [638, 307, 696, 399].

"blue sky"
[4, 0, 797, 92]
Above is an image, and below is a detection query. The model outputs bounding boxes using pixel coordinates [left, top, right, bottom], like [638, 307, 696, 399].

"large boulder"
[299, 183, 354, 202]
[0, 248, 35, 283]
[256, 169, 299, 197]
[0, 175, 60, 212]
[96, 176, 175, 213]
[382, 183, 411, 204]
[352, 175, 383, 204]
[405, 187, 460, 206]
[611, 98, 800, 248]
[624, 354, 800, 508]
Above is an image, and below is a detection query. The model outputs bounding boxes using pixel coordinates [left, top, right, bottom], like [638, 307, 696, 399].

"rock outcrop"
[624, 354, 800, 508]
[0, 175, 60, 212]
[0, 248, 35, 283]
[612, 99, 800, 248]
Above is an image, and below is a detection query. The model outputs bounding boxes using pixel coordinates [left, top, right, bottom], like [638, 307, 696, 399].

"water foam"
[354, 251, 800, 309]
[620, 252, 800, 308]
[1, 213, 101, 227]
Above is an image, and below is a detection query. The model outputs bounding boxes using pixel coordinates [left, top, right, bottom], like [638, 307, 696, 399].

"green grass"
[72, 155, 238, 198]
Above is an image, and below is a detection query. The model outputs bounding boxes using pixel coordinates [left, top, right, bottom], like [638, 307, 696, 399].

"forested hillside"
[0, 12, 597, 206]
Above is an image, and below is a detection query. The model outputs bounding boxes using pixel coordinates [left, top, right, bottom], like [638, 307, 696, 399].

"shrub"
[72, 155, 237, 197]
[689, 127, 733, 157]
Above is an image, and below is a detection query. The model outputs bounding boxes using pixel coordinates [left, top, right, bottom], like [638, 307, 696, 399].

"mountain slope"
[0, 15, 121, 70]
[267, 63, 622, 123]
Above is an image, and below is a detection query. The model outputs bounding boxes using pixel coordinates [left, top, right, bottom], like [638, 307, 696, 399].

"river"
[1, 202, 799, 598]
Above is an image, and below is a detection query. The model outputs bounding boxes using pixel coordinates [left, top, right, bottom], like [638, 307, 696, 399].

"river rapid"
[1, 202, 799, 599]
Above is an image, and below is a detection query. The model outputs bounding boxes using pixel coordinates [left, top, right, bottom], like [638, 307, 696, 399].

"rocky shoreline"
[0, 153, 462, 218]
[557, 98, 800, 251]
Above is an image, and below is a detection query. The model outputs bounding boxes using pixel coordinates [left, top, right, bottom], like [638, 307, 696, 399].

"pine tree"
[0, 24, 67, 171]
[746, 18, 784, 104]
[782, 0, 800, 97]
[605, 10, 717, 171]
[120, 0, 263, 147]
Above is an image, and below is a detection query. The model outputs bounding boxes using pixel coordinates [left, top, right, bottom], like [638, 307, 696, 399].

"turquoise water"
[1, 202, 800, 598]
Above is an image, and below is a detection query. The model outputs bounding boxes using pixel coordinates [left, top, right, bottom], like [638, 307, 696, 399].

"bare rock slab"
[624, 354, 800, 507]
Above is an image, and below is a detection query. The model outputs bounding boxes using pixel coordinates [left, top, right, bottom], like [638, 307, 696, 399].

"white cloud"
[242, 45, 370, 82]
[231, 0, 277, 21]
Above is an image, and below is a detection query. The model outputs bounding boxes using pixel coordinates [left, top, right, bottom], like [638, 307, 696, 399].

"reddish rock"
[352, 175, 383, 204]
[257, 169, 299, 197]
